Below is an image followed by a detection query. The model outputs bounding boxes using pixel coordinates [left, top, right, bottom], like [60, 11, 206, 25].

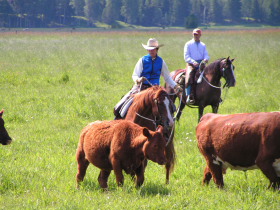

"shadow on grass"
[78, 179, 101, 191]
[76, 179, 170, 196]
[138, 182, 170, 196]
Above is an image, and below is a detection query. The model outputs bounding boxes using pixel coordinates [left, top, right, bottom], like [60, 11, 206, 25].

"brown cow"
[0, 110, 12, 145]
[196, 112, 280, 190]
[76, 120, 167, 189]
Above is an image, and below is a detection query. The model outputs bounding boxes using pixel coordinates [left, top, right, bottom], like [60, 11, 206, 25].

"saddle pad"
[174, 70, 185, 83]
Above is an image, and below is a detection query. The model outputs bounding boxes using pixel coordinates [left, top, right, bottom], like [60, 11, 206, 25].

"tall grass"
[0, 29, 279, 209]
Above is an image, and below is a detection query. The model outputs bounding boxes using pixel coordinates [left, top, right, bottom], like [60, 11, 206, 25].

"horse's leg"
[98, 170, 111, 189]
[212, 104, 219, 114]
[198, 106, 204, 122]
[76, 148, 90, 188]
[175, 99, 186, 121]
[165, 134, 175, 184]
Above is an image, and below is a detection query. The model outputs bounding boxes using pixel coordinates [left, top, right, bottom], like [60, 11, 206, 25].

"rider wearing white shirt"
[114, 38, 182, 119]
[132, 58, 177, 88]
[184, 28, 210, 104]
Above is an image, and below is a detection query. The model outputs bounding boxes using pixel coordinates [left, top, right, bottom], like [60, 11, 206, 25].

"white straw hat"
[142, 38, 164, 50]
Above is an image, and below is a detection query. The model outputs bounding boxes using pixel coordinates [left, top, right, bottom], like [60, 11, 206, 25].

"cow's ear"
[143, 128, 151, 139]
[156, 125, 164, 133]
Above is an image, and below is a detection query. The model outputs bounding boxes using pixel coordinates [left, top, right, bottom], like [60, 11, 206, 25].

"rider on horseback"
[114, 38, 182, 119]
[184, 28, 209, 104]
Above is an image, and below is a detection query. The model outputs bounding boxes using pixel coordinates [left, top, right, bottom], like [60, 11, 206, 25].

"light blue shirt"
[184, 39, 210, 64]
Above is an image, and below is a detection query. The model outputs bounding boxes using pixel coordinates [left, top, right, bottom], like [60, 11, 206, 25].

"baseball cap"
[193, 28, 202, 35]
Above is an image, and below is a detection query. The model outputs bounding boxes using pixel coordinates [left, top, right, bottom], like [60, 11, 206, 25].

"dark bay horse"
[124, 86, 176, 184]
[166, 57, 236, 122]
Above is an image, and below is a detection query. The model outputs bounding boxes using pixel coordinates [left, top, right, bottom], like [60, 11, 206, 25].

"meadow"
[0, 29, 279, 209]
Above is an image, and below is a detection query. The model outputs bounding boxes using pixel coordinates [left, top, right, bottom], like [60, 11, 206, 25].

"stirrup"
[186, 95, 195, 105]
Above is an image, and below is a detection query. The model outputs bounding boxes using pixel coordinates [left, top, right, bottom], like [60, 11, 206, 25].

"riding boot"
[186, 85, 195, 105]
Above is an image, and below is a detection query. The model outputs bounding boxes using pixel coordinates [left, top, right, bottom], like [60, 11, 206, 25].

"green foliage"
[185, 14, 198, 28]
[0, 30, 280, 209]
[1, 0, 280, 27]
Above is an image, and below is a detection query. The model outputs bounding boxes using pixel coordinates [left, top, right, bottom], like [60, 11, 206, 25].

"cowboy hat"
[142, 38, 164, 50]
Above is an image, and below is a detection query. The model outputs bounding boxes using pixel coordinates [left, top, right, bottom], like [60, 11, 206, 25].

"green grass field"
[0, 29, 280, 209]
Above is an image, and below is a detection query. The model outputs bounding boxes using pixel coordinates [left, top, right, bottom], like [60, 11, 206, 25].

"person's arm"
[161, 60, 177, 88]
[203, 44, 210, 62]
[132, 58, 143, 83]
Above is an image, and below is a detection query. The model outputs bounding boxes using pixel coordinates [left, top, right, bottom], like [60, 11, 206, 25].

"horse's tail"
[165, 132, 176, 184]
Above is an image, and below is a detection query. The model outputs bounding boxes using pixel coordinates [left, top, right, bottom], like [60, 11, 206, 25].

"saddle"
[173, 66, 205, 103]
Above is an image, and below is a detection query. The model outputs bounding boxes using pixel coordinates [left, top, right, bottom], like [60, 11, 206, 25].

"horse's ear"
[226, 56, 230, 61]
[156, 125, 164, 134]
[152, 98, 159, 116]
[231, 58, 235, 62]
[143, 128, 151, 140]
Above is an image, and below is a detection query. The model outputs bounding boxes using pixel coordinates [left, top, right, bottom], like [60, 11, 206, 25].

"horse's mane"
[130, 86, 166, 112]
[204, 58, 225, 74]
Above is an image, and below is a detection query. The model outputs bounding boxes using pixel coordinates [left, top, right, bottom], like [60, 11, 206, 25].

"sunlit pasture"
[0, 29, 279, 209]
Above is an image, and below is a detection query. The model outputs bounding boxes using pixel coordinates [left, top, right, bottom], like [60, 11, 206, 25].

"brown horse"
[124, 86, 176, 184]
[165, 57, 236, 122]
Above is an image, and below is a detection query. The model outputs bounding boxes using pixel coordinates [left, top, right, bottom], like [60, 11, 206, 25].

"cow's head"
[0, 110, 12, 145]
[142, 125, 166, 165]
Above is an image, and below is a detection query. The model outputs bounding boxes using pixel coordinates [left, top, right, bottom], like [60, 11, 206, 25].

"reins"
[202, 76, 223, 89]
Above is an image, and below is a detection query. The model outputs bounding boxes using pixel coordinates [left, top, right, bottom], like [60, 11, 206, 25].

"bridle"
[135, 95, 171, 130]
[199, 59, 233, 89]
[136, 82, 175, 146]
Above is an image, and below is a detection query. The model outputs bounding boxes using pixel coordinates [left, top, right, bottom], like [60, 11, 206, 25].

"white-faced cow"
[196, 112, 280, 190]
[0, 110, 12, 145]
[76, 120, 167, 189]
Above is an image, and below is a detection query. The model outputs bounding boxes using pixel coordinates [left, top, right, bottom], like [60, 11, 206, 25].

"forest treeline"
[0, 0, 279, 28]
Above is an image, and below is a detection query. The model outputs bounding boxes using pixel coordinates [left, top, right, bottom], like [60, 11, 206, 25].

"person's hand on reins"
[136, 77, 147, 85]
[174, 84, 183, 96]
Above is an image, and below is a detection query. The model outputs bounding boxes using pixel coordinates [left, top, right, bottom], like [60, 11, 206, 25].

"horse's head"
[152, 87, 175, 130]
[220, 57, 236, 88]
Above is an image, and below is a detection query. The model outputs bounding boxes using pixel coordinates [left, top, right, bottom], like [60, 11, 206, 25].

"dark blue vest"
[141, 54, 163, 85]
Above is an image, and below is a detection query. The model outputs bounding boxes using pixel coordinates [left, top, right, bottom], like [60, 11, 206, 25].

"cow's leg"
[206, 160, 224, 188]
[135, 161, 146, 187]
[203, 166, 212, 185]
[256, 157, 280, 190]
[76, 148, 90, 188]
[98, 170, 111, 189]
[111, 158, 124, 187]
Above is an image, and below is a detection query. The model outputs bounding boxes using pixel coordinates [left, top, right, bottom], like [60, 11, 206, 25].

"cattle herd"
[1, 102, 280, 191]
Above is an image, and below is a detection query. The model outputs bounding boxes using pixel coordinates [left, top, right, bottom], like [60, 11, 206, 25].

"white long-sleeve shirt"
[132, 57, 177, 88]
[184, 39, 210, 64]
